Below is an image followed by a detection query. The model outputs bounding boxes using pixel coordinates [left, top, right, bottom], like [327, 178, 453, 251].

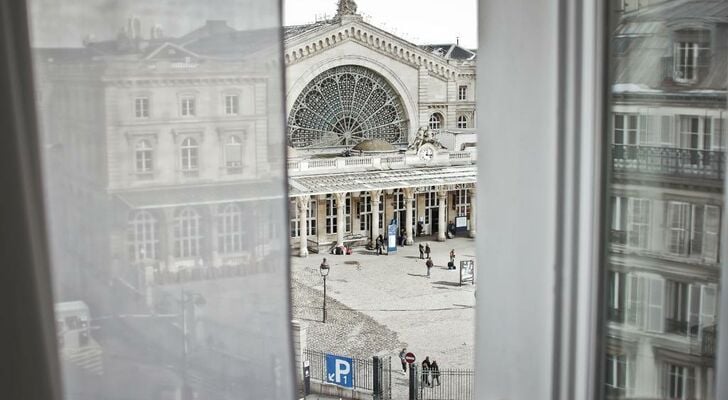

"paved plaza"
[291, 236, 477, 385]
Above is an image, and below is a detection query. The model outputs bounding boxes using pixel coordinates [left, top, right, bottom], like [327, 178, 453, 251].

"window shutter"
[699, 285, 717, 329]
[703, 205, 720, 262]
[638, 114, 648, 145]
[688, 284, 700, 336]
[660, 115, 674, 146]
[645, 276, 665, 333]
[690, 204, 704, 256]
[713, 116, 725, 150]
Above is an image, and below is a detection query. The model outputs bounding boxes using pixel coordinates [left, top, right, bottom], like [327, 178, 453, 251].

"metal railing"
[665, 318, 689, 335]
[607, 307, 625, 323]
[611, 144, 725, 181]
[303, 348, 374, 392]
[417, 366, 474, 400]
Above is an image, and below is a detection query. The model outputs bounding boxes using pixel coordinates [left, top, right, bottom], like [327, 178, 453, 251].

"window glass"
[27, 1, 292, 399]
[605, 2, 723, 399]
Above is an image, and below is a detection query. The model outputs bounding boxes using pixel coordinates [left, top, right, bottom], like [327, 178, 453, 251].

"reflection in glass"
[28, 1, 292, 399]
[605, 1, 724, 399]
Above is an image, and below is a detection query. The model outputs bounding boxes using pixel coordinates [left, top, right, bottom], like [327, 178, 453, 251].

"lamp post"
[180, 289, 206, 400]
[319, 258, 330, 323]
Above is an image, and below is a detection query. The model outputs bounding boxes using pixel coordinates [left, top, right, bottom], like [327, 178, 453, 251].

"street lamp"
[180, 289, 205, 400]
[319, 258, 330, 323]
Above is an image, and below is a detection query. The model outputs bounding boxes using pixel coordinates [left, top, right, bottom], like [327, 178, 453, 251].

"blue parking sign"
[325, 354, 354, 388]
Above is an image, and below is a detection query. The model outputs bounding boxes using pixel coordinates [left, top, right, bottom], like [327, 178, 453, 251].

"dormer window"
[673, 29, 710, 84]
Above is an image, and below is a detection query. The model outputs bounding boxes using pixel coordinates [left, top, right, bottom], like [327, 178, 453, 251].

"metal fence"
[303, 348, 374, 392]
[417, 366, 474, 400]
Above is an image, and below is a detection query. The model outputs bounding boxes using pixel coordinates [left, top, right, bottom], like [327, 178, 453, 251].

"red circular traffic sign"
[405, 352, 416, 364]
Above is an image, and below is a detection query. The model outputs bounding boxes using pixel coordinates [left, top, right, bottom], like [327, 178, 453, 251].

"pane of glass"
[27, 1, 291, 399]
[604, 2, 723, 399]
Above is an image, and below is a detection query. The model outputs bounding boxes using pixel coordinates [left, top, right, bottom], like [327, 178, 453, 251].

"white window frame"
[458, 85, 468, 101]
[217, 203, 243, 254]
[134, 139, 153, 176]
[359, 193, 383, 232]
[674, 41, 699, 83]
[224, 134, 243, 173]
[429, 113, 443, 130]
[128, 211, 158, 261]
[134, 97, 149, 118]
[180, 137, 199, 174]
[224, 94, 239, 115]
[180, 96, 196, 117]
[626, 197, 650, 250]
[174, 207, 201, 259]
[457, 115, 468, 129]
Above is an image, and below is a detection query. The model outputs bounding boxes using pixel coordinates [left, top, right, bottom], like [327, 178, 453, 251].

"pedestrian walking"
[431, 360, 440, 386]
[421, 356, 432, 387]
[449, 248, 455, 262]
[398, 348, 408, 374]
[399, 228, 406, 246]
[426, 257, 433, 278]
[425, 243, 431, 259]
[376, 234, 384, 255]
[419, 243, 425, 259]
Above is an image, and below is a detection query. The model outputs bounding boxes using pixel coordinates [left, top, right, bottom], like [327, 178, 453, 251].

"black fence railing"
[701, 325, 717, 356]
[417, 366, 474, 400]
[665, 318, 689, 335]
[612, 145, 725, 181]
[303, 348, 374, 392]
[610, 229, 627, 246]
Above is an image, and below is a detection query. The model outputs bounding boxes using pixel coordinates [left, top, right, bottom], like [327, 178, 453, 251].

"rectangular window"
[610, 196, 627, 245]
[181, 96, 196, 116]
[666, 364, 695, 399]
[605, 354, 628, 396]
[626, 198, 650, 249]
[134, 97, 149, 118]
[225, 94, 239, 115]
[666, 201, 690, 255]
[675, 42, 698, 82]
[665, 280, 689, 335]
[458, 85, 467, 100]
[326, 195, 337, 234]
[607, 270, 626, 323]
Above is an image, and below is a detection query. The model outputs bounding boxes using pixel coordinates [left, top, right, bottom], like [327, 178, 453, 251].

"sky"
[285, 0, 478, 49]
[28, 0, 477, 49]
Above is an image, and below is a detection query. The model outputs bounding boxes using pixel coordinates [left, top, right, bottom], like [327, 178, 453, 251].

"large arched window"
[174, 207, 201, 258]
[225, 135, 242, 174]
[135, 140, 153, 176]
[287, 65, 408, 148]
[429, 113, 443, 130]
[217, 203, 243, 253]
[457, 115, 469, 129]
[180, 137, 199, 174]
[127, 211, 158, 261]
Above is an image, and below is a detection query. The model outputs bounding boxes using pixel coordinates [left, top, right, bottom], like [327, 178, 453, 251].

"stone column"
[404, 187, 415, 245]
[296, 195, 310, 257]
[469, 187, 477, 238]
[370, 190, 382, 243]
[335, 192, 347, 246]
[437, 188, 447, 242]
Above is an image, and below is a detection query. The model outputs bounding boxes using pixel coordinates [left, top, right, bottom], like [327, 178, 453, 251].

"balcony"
[665, 318, 690, 335]
[699, 325, 716, 356]
[607, 307, 625, 323]
[611, 145, 725, 181]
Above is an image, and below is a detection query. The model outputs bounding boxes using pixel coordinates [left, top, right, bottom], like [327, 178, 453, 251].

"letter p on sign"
[325, 354, 354, 388]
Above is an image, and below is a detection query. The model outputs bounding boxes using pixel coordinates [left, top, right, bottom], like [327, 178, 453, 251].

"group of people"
[420, 244, 457, 278]
[398, 348, 441, 387]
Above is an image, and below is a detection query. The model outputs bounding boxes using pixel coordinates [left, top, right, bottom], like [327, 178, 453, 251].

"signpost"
[325, 354, 354, 388]
[387, 221, 398, 255]
[404, 352, 416, 364]
[459, 260, 475, 286]
[302, 360, 311, 397]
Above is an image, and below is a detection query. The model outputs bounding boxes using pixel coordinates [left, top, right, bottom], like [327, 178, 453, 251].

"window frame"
[134, 96, 149, 119]
[458, 85, 468, 101]
[428, 112, 443, 130]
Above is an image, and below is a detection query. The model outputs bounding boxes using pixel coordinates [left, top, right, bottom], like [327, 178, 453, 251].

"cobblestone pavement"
[291, 236, 476, 397]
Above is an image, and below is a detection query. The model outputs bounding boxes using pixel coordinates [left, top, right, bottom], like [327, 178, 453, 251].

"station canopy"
[289, 165, 476, 197]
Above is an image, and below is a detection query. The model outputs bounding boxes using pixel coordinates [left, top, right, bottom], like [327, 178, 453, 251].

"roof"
[289, 165, 476, 197]
[284, 21, 335, 41]
[114, 182, 284, 209]
[352, 139, 396, 152]
[420, 44, 477, 61]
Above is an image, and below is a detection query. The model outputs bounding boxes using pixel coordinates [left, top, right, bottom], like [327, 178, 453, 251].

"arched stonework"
[288, 65, 409, 149]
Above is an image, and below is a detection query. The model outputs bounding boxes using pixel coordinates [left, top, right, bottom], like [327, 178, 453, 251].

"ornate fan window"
[288, 65, 409, 148]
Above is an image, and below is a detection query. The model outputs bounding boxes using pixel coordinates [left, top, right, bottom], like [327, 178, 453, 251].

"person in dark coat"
[431, 360, 440, 386]
[419, 243, 425, 259]
[398, 348, 408, 374]
[425, 243, 431, 259]
[376, 234, 384, 255]
[426, 257, 433, 278]
[421, 356, 432, 387]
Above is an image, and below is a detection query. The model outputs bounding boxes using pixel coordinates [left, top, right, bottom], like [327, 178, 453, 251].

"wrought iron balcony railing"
[612, 145, 725, 181]
[607, 307, 625, 323]
[665, 318, 689, 335]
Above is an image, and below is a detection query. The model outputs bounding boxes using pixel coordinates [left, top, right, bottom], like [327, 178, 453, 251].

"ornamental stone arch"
[286, 55, 418, 148]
